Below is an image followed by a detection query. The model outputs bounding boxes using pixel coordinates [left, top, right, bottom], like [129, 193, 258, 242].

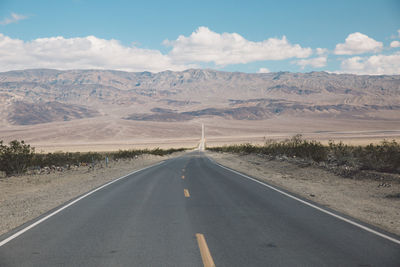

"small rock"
[378, 182, 391, 188]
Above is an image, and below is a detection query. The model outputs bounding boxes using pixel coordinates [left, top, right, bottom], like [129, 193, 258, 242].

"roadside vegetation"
[208, 135, 400, 175]
[0, 140, 186, 177]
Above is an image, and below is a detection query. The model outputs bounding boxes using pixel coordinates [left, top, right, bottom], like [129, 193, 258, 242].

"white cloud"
[294, 56, 327, 69]
[316, 48, 328, 55]
[257, 68, 270, 73]
[390, 40, 400, 48]
[340, 52, 400, 75]
[334, 32, 382, 55]
[164, 27, 312, 65]
[0, 12, 27, 25]
[0, 33, 191, 72]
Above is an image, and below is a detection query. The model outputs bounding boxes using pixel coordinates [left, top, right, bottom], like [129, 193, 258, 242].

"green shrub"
[1, 140, 187, 177]
[258, 135, 328, 162]
[0, 140, 35, 176]
[32, 151, 103, 167]
[208, 136, 400, 173]
[111, 147, 186, 160]
[111, 149, 142, 160]
[328, 141, 354, 165]
[358, 140, 400, 173]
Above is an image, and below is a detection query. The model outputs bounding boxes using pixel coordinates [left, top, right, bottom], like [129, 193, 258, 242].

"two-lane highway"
[0, 152, 399, 266]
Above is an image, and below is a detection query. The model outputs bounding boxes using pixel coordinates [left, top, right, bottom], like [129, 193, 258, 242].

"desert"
[1, 68, 399, 236]
[0, 69, 399, 152]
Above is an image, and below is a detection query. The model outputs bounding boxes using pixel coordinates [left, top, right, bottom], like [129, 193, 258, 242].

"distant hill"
[8, 101, 100, 125]
[0, 68, 399, 125]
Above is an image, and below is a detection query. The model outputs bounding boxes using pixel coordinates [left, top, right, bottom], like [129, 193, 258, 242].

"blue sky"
[0, 0, 399, 74]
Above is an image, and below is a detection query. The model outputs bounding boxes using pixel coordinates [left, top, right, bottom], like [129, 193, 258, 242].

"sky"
[0, 0, 399, 74]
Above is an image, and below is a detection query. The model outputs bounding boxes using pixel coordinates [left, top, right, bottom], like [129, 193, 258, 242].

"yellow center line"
[196, 233, 215, 267]
[184, 189, 190, 197]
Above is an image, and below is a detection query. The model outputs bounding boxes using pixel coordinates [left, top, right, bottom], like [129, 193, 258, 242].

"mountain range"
[1, 68, 399, 125]
[0, 69, 399, 151]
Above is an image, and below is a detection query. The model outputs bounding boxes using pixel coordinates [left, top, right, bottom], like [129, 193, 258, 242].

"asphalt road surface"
[0, 152, 399, 266]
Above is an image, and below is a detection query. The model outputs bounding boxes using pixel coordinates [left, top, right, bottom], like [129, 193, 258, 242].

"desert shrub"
[209, 143, 261, 154]
[208, 135, 328, 162]
[0, 140, 186, 176]
[260, 135, 328, 162]
[327, 140, 400, 173]
[111, 147, 186, 160]
[76, 152, 103, 164]
[111, 149, 142, 160]
[358, 140, 400, 173]
[208, 137, 400, 174]
[328, 141, 354, 165]
[158, 147, 186, 155]
[0, 140, 35, 176]
[32, 151, 103, 167]
[150, 148, 165, 156]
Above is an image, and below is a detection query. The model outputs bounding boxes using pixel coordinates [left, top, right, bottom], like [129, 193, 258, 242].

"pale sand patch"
[206, 151, 400, 236]
[0, 152, 184, 236]
[1, 115, 399, 152]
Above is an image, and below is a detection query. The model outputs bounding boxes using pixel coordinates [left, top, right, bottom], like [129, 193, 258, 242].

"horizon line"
[1, 68, 398, 77]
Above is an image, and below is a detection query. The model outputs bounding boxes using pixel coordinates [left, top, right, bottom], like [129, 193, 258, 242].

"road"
[0, 152, 399, 266]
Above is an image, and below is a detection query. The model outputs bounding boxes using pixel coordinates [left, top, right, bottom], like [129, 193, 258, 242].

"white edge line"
[0, 160, 165, 247]
[212, 159, 400, 245]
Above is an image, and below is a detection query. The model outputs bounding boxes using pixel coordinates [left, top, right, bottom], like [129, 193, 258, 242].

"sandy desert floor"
[1, 115, 399, 152]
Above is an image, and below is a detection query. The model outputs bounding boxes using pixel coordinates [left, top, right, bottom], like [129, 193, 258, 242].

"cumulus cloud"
[334, 32, 382, 55]
[257, 68, 270, 73]
[294, 56, 327, 69]
[0, 12, 27, 25]
[164, 27, 312, 65]
[390, 41, 400, 48]
[316, 48, 328, 55]
[340, 52, 400, 75]
[0, 33, 190, 72]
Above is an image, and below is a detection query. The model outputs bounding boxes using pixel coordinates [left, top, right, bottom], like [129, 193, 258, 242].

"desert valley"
[0, 68, 399, 151]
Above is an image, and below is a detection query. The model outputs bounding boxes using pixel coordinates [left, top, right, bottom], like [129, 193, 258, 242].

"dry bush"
[208, 136, 400, 174]
[0, 140, 35, 176]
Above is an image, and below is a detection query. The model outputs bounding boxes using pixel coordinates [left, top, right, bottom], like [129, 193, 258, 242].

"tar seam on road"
[212, 160, 400, 246]
[184, 189, 190, 197]
[0, 161, 166, 247]
[196, 233, 216, 267]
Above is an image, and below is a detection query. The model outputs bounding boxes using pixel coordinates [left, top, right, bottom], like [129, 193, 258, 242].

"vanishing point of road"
[0, 152, 399, 266]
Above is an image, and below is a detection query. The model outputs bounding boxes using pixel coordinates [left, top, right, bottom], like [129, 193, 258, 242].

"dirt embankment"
[206, 151, 400, 236]
[0, 153, 183, 236]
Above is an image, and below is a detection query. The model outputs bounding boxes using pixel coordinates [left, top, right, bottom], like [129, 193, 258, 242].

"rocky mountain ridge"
[0, 69, 399, 125]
